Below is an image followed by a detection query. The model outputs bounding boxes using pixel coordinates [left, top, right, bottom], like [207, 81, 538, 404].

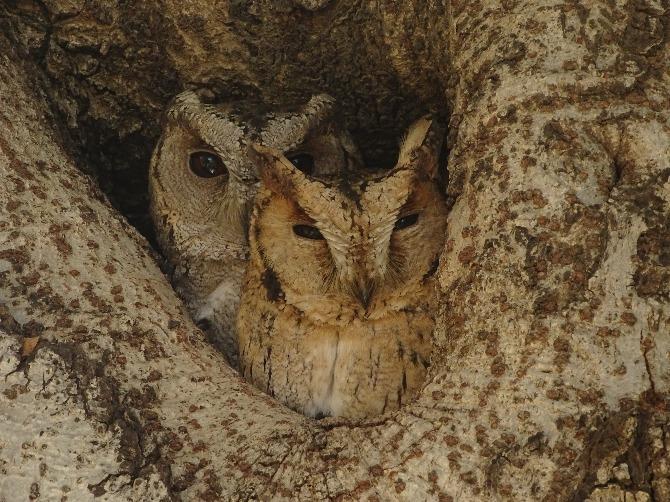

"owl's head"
[249, 116, 448, 320]
[149, 90, 362, 302]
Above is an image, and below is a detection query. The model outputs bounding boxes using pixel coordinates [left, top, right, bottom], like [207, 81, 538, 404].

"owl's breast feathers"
[237, 265, 436, 418]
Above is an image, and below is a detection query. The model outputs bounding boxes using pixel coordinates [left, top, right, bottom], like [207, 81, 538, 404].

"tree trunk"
[1, 2, 669, 501]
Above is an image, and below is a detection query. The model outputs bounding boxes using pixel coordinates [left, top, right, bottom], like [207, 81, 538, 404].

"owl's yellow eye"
[286, 152, 315, 175]
[293, 224, 324, 240]
[189, 151, 228, 179]
[394, 213, 419, 230]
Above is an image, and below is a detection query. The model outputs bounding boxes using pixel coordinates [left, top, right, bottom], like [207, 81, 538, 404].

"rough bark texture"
[1, 1, 669, 501]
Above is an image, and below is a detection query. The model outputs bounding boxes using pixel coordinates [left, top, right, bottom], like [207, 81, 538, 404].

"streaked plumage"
[237, 117, 448, 418]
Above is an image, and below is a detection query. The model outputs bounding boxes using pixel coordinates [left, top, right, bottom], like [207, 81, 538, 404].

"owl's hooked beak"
[353, 279, 375, 310]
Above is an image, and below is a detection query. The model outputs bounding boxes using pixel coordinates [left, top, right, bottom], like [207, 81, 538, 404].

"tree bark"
[1, 1, 669, 501]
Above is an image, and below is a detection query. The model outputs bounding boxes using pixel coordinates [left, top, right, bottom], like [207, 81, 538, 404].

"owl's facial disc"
[252, 132, 448, 314]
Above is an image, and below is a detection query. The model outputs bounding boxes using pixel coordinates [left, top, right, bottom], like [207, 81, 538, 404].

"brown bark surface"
[1, 1, 669, 500]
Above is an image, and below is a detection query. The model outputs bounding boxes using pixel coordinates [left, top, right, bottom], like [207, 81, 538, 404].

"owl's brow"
[287, 202, 317, 224]
[397, 187, 428, 215]
[178, 114, 248, 158]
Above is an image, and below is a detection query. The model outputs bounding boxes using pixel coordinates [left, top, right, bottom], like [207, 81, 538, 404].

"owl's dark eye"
[293, 224, 324, 240]
[189, 151, 228, 179]
[394, 213, 419, 231]
[286, 152, 315, 175]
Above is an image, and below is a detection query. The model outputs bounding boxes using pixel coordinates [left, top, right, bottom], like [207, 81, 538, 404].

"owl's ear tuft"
[397, 116, 445, 180]
[249, 143, 301, 197]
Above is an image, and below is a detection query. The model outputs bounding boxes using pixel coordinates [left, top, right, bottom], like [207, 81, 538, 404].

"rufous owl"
[236, 117, 448, 418]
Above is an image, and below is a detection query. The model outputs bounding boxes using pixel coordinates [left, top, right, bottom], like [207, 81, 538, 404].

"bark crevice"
[2, 2, 670, 500]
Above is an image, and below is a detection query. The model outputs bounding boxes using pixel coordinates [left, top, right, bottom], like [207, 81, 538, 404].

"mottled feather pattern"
[237, 117, 448, 418]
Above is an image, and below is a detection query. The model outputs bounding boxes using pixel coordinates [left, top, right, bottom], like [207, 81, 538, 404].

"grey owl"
[237, 117, 448, 418]
[149, 91, 362, 365]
